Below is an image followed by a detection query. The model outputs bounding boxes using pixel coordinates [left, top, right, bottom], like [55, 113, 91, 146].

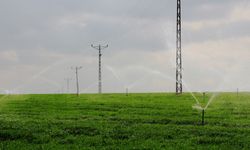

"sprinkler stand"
[202, 109, 205, 125]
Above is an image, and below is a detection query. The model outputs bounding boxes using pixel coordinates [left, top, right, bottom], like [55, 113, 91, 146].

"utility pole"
[64, 78, 72, 93]
[71, 66, 82, 96]
[176, 0, 183, 95]
[91, 44, 108, 94]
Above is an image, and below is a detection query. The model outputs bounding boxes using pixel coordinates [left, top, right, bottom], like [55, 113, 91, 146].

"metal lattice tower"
[91, 44, 108, 94]
[176, 0, 183, 94]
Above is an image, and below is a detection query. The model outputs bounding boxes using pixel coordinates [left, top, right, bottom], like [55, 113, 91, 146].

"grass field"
[0, 93, 250, 149]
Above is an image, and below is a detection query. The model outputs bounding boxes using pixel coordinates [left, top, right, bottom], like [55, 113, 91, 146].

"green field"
[0, 93, 249, 149]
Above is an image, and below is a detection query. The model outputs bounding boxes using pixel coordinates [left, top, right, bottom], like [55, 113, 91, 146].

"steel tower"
[176, 0, 183, 94]
[91, 44, 108, 94]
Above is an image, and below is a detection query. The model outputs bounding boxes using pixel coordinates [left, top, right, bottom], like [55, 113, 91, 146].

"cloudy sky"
[0, 0, 249, 94]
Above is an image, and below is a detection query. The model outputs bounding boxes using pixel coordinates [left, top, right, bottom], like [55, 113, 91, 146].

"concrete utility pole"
[71, 66, 82, 96]
[91, 44, 108, 94]
[176, 0, 183, 95]
[64, 78, 72, 93]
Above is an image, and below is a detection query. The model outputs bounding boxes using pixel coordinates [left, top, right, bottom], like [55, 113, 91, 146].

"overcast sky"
[0, 0, 249, 94]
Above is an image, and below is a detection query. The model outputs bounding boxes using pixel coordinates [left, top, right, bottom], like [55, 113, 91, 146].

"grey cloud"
[0, 0, 249, 93]
[183, 20, 250, 44]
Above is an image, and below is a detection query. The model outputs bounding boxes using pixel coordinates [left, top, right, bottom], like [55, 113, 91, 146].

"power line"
[91, 44, 108, 94]
[176, 0, 183, 94]
[71, 66, 82, 96]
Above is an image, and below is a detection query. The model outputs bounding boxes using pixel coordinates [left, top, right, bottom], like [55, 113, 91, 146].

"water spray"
[126, 88, 129, 96]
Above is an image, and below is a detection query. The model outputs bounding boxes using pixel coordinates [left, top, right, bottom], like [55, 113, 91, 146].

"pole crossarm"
[91, 44, 108, 50]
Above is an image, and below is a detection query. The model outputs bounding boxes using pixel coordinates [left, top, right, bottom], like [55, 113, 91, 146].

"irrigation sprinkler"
[192, 104, 205, 126]
[201, 109, 205, 125]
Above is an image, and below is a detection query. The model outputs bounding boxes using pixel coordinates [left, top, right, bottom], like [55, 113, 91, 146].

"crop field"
[0, 93, 250, 149]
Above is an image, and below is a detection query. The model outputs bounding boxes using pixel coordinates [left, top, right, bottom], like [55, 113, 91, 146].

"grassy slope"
[0, 93, 249, 149]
